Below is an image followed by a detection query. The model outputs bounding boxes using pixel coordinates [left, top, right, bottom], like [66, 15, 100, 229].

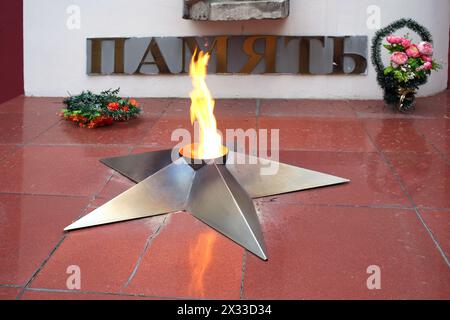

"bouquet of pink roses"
[383, 35, 440, 83]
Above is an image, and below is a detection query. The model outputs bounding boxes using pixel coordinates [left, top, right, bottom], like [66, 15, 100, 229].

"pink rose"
[400, 38, 411, 48]
[386, 35, 403, 44]
[422, 62, 433, 70]
[406, 45, 421, 58]
[417, 41, 433, 56]
[417, 61, 433, 72]
[391, 52, 408, 65]
[421, 55, 432, 63]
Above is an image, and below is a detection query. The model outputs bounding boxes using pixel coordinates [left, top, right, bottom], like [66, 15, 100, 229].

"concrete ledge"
[183, 0, 290, 21]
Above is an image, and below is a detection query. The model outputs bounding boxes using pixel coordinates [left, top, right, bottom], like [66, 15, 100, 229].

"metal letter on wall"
[87, 35, 368, 75]
[182, 36, 229, 73]
[87, 38, 128, 74]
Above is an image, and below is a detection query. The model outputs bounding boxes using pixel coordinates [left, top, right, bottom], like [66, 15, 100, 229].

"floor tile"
[349, 100, 400, 119]
[419, 209, 450, 259]
[0, 96, 63, 115]
[259, 117, 376, 151]
[412, 119, 450, 155]
[0, 195, 89, 286]
[243, 203, 450, 299]
[29, 216, 164, 293]
[138, 98, 170, 116]
[363, 119, 435, 152]
[21, 290, 154, 300]
[258, 150, 410, 207]
[87, 197, 110, 209]
[218, 117, 257, 133]
[0, 96, 168, 117]
[95, 173, 136, 200]
[0, 96, 63, 144]
[413, 91, 450, 119]
[350, 91, 449, 119]
[386, 152, 450, 209]
[161, 98, 190, 119]
[124, 213, 244, 299]
[162, 98, 256, 119]
[32, 117, 156, 146]
[0, 145, 129, 196]
[0, 287, 21, 300]
[139, 118, 192, 148]
[214, 99, 257, 118]
[350, 100, 426, 119]
[0, 145, 19, 162]
[260, 99, 356, 118]
[0, 113, 60, 144]
[139, 116, 257, 149]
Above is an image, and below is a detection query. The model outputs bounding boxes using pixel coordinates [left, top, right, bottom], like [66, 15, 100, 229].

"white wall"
[24, 0, 450, 99]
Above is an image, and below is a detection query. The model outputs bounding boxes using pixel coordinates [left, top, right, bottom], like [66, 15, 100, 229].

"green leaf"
[432, 61, 441, 70]
[384, 66, 394, 75]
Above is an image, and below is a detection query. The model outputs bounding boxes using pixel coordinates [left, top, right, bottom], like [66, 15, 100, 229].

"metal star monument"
[64, 148, 349, 260]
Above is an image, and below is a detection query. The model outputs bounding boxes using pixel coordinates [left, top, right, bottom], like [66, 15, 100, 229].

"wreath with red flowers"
[61, 88, 141, 128]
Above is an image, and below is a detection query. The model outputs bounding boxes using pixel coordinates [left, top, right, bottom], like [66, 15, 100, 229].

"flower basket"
[396, 87, 417, 112]
[371, 19, 441, 113]
[382, 76, 418, 112]
[60, 88, 141, 128]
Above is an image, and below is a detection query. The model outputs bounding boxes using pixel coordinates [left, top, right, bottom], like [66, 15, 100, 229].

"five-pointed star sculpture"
[64, 149, 349, 260]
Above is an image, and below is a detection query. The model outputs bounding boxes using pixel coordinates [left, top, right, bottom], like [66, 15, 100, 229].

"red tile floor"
[0, 92, 449, 300]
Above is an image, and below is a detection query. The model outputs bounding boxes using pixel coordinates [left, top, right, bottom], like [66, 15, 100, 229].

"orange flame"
[188, 231, 217, 297]
[189, 50, 223, 159]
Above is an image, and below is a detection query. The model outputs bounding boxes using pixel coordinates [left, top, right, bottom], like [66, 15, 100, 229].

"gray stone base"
[183, 0, 290, 21]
